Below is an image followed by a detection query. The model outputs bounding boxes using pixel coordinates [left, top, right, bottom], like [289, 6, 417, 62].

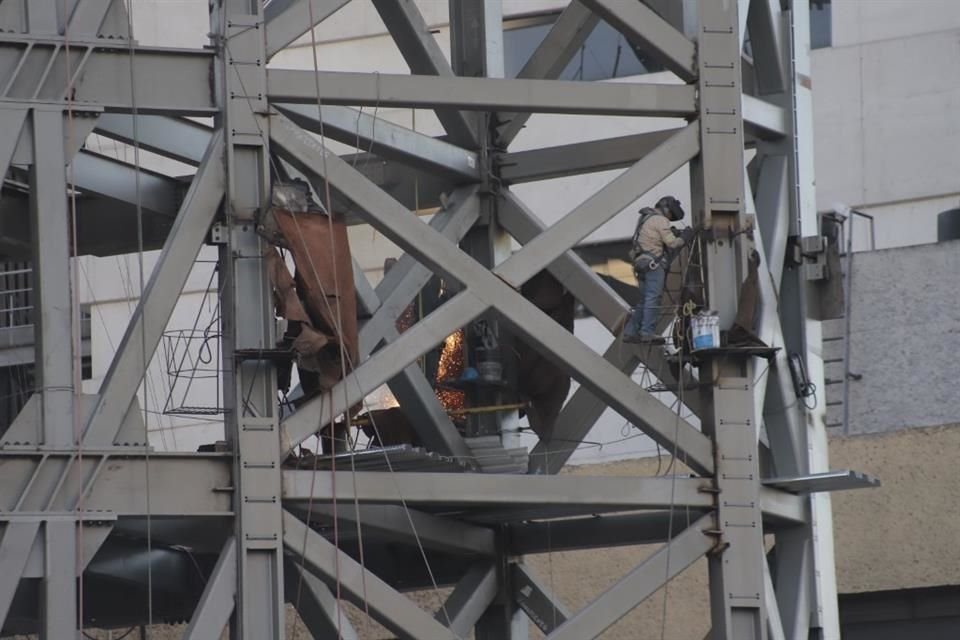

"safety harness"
[629, 208, 664, 272]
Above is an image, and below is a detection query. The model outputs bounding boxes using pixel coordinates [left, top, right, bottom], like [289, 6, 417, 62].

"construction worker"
[622, 196, 694, 343]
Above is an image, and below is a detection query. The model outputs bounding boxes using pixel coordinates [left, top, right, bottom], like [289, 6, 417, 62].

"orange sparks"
[435, 329, 465, 412]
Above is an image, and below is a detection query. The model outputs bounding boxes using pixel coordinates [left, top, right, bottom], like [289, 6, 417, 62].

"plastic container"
[691, 311, 720, 351]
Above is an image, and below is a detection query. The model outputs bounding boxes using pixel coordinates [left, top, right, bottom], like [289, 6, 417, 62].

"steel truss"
[0, 0, 870, 638]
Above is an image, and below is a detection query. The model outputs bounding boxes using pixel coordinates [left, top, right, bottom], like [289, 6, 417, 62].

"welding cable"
[61, 3, 89, 633]
[119, 0, 159, 630]
[278, 129, 462, 639]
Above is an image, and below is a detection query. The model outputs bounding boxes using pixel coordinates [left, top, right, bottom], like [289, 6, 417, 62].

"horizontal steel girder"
[267, 69, 698, 116]
[276, 103, 480, 180]
[498, 129, 680, 183]
[94, 113, 211, 166]
[282, 471, 715, 512]
[0, 36, 216, 114]
[0, 452, 232, 516]
[496, 0, 600, 147]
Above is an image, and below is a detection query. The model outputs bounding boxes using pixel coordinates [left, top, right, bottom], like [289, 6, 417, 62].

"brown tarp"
[266, 208, 359, 395]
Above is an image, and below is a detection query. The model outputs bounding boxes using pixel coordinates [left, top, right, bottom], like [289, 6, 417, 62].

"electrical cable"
[659, 232, 702, 640]
[274, 112, 461, 640]
[61, 3, 86, 635]
[121, 1, 156, 632]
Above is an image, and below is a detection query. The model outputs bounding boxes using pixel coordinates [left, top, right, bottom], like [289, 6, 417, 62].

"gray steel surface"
[0, 0, 854, 637]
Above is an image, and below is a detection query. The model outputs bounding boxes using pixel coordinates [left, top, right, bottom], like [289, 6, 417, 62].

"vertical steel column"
[449, 2, 524, 637]
[212, 0, 285, 638]
[29, 108, 75, 447]
[42, 519, 78, 639]
[695, 1, 766, 638]
[780, 2, 840, 636]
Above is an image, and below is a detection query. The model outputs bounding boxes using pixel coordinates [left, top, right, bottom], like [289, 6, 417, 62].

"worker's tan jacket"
[629, 210, 684, 261]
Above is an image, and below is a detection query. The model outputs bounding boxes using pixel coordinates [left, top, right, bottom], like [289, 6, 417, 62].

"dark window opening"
[810, 0, 832, 50]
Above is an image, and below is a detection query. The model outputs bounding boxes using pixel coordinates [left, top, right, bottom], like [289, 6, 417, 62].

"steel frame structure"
[0, 0, 868, 638]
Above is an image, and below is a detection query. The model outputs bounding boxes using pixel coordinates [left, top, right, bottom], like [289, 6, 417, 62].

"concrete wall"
[831, 0, 960, 47]
[827, 239, 960, 434]
[812, 23, 960, 249]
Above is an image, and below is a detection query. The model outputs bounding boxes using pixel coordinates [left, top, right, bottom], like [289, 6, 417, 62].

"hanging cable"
[121, 0, 155, 632]
[60, 1, 87, 634]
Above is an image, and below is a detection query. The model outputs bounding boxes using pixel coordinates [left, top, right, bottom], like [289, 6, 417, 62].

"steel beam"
[72, 150, 180, 215]
[508, 511, 699, 555]
[42, 519, 77, 637]
[285, 558, 359, 640]
[498, 129, 679, 183]
[0, 108, 28, 178]
[526, 339, 637, 475]
[548, 514, 716, 639]
[30, 109, 74, 447]
[496, 1, 599, 146]
[371, 0, 479, 147]
[283, 510, 455, 639]
[305, 504, 496, 557]
[67, 0, 122, 38]
[437, 562, 498, 637]
[359, 187, 481, 358]
[276, 103, 480, 180]
[746, 0, 787, 95]
[580, 0, 697, 82]
[743, 95, 788, 139]
[282, 471, 713, 511]
[25, 1, 59, 35]
[0, 452, 232, 516]
[271, 115, 714, 475]
[264, 0, 352, 59]
[695, 1, 766, 636]
[94, 114, 211, 166]
[0, 37, 216, 113]
[764, 560, 788, 640]
[82, 132, 225, 446]
[214, 0, 286, 636]
[783, 3, 840, 633]
[771, 529, 812, 640]
[512, 563, 570, 634]
[495, 123, 700, 288]
[0, 521, 40, 628]
[352, 255, 474, 463]
[183, 537, 236, 640]
[267, 69, 698, 116]
[497, 189, 702, 427]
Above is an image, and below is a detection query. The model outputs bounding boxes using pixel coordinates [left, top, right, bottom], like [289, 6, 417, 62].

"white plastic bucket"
[691, 311, 720, 350]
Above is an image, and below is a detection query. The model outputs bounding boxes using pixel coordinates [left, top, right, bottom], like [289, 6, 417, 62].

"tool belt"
[632, 251, 663, 273]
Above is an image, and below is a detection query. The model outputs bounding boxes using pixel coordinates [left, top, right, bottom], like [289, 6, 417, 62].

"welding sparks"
[436, 329, 465, 412]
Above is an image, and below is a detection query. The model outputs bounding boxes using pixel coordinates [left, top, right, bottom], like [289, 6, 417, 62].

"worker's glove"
[680, 226, 696, 243]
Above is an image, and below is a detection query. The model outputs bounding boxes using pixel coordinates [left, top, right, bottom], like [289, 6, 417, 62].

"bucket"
[475, 347, 502, 382]
[477, 361, 502, 382]
[691, 311, 720, 351]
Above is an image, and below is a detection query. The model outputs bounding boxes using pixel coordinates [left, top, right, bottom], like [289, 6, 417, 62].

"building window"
[810, 0, 832, 50]
[504, 13, 665, 81]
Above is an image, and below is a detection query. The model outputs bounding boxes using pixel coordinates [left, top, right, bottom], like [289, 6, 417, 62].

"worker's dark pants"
[624, 260, 666, 338]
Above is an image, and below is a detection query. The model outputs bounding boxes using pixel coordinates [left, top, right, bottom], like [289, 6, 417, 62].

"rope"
[61, 1, 85, 634]
[116, 1, 156, 633]
[273, 60, 459, 637]
[656, 234, 701, 639]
